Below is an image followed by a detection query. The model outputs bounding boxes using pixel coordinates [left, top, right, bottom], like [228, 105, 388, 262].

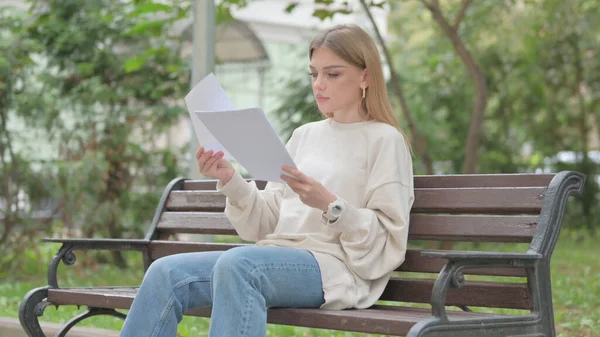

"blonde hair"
[309, 24, 411, 147]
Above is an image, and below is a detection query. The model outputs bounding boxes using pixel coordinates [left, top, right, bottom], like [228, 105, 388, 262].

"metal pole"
[189, 0, 215, 179]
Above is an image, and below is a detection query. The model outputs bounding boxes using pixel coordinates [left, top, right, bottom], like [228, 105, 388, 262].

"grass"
[1, 230, 598, 337]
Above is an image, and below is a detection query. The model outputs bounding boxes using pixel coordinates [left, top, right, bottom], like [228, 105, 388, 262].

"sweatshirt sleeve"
[216, 129, 300, 242]
[326, 132, 414, 280]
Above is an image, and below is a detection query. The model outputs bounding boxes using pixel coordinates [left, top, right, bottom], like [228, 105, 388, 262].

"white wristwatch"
[322, 198, 346, 223]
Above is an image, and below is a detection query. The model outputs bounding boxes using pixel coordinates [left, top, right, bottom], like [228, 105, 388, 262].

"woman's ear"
[360, 69, 369, 89]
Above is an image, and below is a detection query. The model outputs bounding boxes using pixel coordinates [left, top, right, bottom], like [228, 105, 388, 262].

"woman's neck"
[331, 103, 367, 123]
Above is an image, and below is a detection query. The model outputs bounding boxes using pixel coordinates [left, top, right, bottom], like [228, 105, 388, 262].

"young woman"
[120, 23, 414, 337]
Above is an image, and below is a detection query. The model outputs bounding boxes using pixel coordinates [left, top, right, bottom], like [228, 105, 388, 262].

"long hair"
[309, 24, 411, 147]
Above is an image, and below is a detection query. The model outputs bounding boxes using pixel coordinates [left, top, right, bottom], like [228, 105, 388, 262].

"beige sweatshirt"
[217, 118, 414, 310]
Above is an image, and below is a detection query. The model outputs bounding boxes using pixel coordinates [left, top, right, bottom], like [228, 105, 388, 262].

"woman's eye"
[328, 73, 339, 78]
[309, 72, 317, 79]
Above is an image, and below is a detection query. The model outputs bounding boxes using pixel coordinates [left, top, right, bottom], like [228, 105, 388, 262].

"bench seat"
[48, 286, 510, 336]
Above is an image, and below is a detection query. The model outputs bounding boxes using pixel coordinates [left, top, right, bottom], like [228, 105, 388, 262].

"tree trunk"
[571, 34, 595, 233]
[0, 107, 16, 246]
[422, 0, 488, 174]
[593, 101, 600, 148]
[101, 122, 131, 268]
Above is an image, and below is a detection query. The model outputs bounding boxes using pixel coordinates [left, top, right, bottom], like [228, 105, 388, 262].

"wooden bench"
[19, 171, 585, 337]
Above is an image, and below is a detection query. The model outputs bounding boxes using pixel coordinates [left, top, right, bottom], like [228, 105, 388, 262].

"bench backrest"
[143, 172, 584, 311]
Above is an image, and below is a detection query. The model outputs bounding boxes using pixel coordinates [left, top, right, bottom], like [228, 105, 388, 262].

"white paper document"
[194, 108, 297, 183]
[184, 73, 235, 160]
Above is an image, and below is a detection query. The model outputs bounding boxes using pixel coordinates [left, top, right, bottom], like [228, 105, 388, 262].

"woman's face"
[309, 47, 365, 116]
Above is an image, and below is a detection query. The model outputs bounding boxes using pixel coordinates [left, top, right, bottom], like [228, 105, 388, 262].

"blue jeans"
[119, 246, 325, 337]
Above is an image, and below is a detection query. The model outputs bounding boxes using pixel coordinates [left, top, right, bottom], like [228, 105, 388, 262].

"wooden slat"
[166, 191, 224, 212]
[166, 187, 546, 214]
[189, 305, 502, 336]
[413, 174, 554, 188]
[411, 187, 546, 213]
[380, 278, 531, 309]
[47, 288, 504, 336]
[157, 212, 537, 243]
[183, 174, 555, 191]
[402, 250, 526, 277]
[183, 180, 267, 191]
[158, 212, 234, 235]
[147, 241, 525, 277]
[408, 214, 537, 242]
[183, 180, 218, 190]
[148, 241, 244, 260]
[48, 287, 137, 308]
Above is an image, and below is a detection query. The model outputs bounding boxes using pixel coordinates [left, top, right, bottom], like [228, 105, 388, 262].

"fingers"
[202, 151, 224, 174]
[196, 146, 204, 161]
[280, 174, 307, 197]
[281, 166, 312, 194]
[281, 165, 306, 181]
[280, 173, 301, 186]
[198, 149, 214, 171]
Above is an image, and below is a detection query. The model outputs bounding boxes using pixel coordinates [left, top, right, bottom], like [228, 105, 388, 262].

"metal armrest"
[44, 238, 149, 288]
[421, 250, 542, 268]
[423, 250, 543, 322]
[42, 238, 149, 251]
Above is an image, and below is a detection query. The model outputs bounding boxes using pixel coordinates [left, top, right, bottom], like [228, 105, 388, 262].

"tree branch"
[421, 0, 436, 11]
[359, 0, 434, 174]
[453, 0, 473, 31]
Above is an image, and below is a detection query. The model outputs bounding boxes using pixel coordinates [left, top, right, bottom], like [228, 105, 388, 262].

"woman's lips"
[316, 95, 329, 103]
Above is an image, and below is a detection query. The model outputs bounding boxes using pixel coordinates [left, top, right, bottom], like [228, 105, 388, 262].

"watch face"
[332, 205, 342, 216]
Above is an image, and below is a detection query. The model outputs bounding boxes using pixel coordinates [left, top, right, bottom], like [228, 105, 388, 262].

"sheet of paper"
[184, 73, 235, 160]
[194, 108, 297, 183]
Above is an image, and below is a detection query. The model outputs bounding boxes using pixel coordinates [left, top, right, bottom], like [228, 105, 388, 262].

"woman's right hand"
[196, 147, 235, 184]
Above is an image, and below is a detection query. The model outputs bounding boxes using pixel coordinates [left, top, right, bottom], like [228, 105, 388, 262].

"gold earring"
[362, 87, 366, 99]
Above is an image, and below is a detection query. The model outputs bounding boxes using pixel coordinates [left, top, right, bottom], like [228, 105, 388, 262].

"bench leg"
[19, 286, 51, 337]
[55, 308, 126, 337]
[527, 263, 557, 337]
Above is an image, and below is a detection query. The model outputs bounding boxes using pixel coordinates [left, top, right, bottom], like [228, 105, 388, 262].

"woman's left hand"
[281, 166, 336, 212]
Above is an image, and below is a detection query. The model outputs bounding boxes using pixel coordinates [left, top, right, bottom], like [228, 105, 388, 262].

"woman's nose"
[313, 75, 325, 91]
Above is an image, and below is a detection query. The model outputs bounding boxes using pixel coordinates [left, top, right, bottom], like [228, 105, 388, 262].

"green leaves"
[312, 8, 352, 21]
[315, 0, 336, 5]
[127, 2, 172, 16]
[123, 20, 167, 37]
[285, 2, 300, 13]
[123, 53, 150, 73]
[271, 75, 324, 141]
[224, 0, 387, 22]
[0, 0, 188, 269]
[217, 0, 250, 24]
